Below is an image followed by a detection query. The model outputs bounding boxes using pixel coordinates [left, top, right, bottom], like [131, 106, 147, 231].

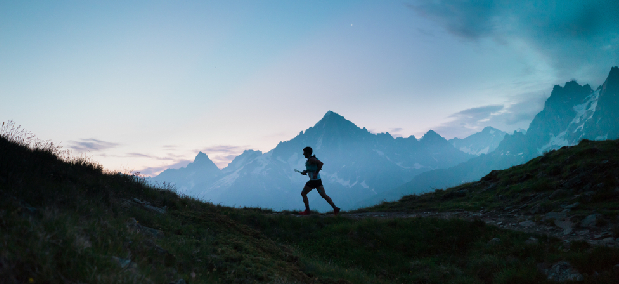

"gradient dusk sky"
[2, 1, 618, 175]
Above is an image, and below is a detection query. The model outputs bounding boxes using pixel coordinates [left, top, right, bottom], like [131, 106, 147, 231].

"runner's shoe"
[299, 210, 311, 215]
[333, 207, 340, 216]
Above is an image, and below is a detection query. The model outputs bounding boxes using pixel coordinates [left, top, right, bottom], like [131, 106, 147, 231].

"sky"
[2, 0, 618, 176]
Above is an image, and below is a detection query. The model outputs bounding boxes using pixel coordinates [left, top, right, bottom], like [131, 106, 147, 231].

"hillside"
[361, 138, 619, 243]
[2, 124, 619, 283]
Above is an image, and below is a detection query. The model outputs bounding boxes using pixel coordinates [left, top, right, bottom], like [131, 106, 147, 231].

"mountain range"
[152, 66, 619, 211]
[150, 111, 486, 211]
[367, 66, 619, 205]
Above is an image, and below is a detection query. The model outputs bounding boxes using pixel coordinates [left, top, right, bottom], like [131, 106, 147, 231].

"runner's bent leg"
[316, 186, 336, 209]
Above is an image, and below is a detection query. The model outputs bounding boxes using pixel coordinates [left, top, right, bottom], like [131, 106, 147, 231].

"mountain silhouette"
[151, 152, 220, 192]
[152, 111, 474, 211]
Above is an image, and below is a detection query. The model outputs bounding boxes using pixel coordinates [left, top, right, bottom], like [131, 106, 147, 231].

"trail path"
[287, 210, 619, 247]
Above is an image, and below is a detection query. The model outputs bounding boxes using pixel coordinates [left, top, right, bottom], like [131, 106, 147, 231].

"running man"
[298, 146, 340, 215]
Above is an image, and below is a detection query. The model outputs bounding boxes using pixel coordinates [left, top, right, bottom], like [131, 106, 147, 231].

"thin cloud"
[501, 95, 547, 125]
[125, 153, 182, 161]
[434, 104, 503, 139]
[408, 0, 619, 83]
[68, 138, 120, 152]
[98, 152, 185, 161]
[435, 95, 546, 139]
[388, 128, 404, 138]
[448, 105, 504, 121]
[126, 152, 156, 158]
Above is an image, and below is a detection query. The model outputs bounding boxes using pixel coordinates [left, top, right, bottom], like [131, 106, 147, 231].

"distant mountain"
[448, 127, 506, 155]
[150, 151, 220, 192]
[152, 111, 474, 211]
[367, 66, 619, 204]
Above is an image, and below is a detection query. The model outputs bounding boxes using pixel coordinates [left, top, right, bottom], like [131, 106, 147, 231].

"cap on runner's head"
[303, 146, 312, 155]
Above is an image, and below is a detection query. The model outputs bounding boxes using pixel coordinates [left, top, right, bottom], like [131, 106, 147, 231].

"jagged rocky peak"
[240, 149, 262, 155]
[190, 151, 220, 171]
[481, 126, 500, 134]
[602, 66, 619, 92]
[420, 130, 446, 143]
[194, 151, 210, 163]
[583, 66, 619, 140]
[315, 111, 350, 126]
[546, 80, 592, 108]
[308, 111, 363, 135]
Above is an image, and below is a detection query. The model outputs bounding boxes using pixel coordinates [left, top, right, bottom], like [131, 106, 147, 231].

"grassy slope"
[2, 129, 619, 283]
[362, 139, 619, 216]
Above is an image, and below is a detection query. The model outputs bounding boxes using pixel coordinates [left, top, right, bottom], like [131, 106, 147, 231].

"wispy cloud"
[68, 138, 120, 152]
[408, 0, 619, 83]
[162, 145, 178, 150]
[125, 152, 186, 161]
[449, 105, 505, 122]
[388, 128, 404, 137]
[435, 94, 546, 139]
[98, 152, 185, 161]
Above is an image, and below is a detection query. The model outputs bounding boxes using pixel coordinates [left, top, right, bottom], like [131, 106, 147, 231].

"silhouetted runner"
[298, 146, 340, 215]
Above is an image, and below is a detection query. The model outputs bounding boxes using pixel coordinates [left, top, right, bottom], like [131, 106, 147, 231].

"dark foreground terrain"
[2, 124, 619, 283]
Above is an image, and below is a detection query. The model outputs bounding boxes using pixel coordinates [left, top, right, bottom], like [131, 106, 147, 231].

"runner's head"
[303, 146, 312, 158]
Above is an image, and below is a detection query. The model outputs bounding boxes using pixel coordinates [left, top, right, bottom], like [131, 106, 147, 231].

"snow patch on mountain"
[538, 89, 601, 154]
[210, 170, 240, 190]
[458, 145, 490, 155]
[251, 152, 272, 175]
[396, 162, 409, 169]
[325, 172, 354, 187]
[395, 162, 426, 170]
[539, 132, 569, 154]
[316, 135, 323, 150]
[572, 89, 600, 133]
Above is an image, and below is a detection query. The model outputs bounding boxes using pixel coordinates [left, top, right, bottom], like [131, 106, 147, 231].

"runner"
[298, 146, 340, 215]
